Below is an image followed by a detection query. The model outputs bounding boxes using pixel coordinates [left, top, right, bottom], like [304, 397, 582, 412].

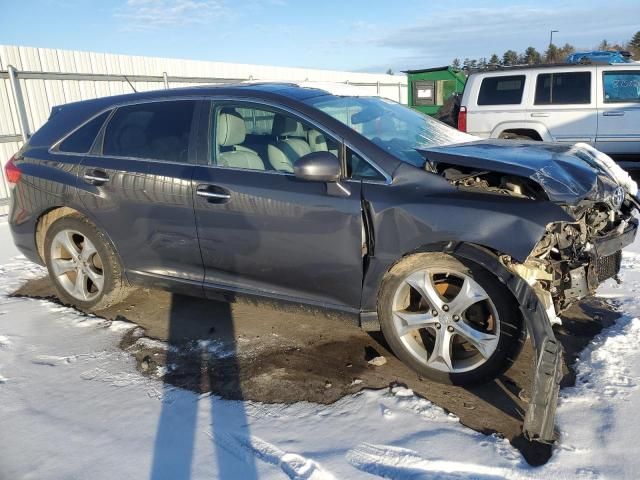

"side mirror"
[294, 152, 341, 183]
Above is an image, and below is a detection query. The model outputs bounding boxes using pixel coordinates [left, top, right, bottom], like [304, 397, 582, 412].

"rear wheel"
[378, 252, 524, 385]
[44, 215, 130, 311]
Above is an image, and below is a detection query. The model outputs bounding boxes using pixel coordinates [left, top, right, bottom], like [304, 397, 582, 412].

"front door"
[77, 99, 203, 288]
[596, 67, 640, 157]
[192, 101, 364, 309]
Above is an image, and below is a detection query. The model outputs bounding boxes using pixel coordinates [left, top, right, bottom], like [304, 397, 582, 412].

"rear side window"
[103, 100, 196, 162]
[58, 111, 110, 153]
[477, 75, 525, 105]
[604, 71, 640, 103]
[535, 72, 591, 105]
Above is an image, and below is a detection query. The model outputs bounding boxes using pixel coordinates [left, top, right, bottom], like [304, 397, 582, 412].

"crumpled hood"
[420, 139, 610, 205]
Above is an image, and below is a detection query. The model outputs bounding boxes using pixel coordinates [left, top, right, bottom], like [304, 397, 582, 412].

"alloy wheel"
[391, 268, 500, 373]
[50, 229, 104, 302]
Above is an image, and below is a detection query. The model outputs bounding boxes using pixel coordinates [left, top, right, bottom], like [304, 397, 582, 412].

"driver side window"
[211, 104, 340, 173]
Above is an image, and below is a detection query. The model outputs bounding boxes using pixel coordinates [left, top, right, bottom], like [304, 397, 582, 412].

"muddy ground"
[13, 277, 619, 465]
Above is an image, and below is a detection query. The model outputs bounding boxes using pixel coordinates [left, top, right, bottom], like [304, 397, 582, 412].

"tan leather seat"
[267, 115, 311, 172]
[217, 110, 265, 170]
[307, 129, 329, 152]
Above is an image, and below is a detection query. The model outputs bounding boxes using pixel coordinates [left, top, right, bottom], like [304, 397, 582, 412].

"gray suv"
[6, 83, 638, 443]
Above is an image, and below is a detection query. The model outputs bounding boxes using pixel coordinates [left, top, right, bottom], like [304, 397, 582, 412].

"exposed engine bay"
[432, 163, 637, 326]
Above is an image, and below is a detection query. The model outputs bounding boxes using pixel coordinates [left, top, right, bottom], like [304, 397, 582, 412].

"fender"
[451, 242, 561, 443]
[359, 173, 575, 314]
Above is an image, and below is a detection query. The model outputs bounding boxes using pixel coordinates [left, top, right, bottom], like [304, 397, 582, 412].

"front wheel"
[378, 252, 524, 385]
[44, 214, 130, 311]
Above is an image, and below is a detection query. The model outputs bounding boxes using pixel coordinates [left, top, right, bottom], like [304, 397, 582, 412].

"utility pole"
[549, 29, 559, 49]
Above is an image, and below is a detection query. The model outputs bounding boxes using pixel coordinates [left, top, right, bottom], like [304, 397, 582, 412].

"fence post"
[398, 82, 402, 103]
[162, 71, 169, 89]
[376, 81, 380, 95]
[7, 65, 30, 142]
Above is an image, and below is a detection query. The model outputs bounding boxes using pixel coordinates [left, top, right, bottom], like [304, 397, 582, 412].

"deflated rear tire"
[378, 252, 525, 385]
[44, 214, 130, 311]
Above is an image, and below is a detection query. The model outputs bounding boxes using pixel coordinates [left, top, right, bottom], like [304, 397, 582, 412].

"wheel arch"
[34, 206, 126, 280]
[490, 122, 551, 142]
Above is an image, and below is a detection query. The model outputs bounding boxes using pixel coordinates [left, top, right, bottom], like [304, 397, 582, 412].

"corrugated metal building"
[0, 45, 408, 209]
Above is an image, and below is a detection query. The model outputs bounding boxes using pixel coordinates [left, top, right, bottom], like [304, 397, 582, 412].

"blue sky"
[1, 0, 639, 73]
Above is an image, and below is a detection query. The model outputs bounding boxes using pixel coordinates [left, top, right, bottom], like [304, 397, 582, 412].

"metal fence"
[0, 45, 408, 211]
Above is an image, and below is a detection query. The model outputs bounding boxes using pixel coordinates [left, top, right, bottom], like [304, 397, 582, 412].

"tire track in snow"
[218, 432, 337, 479]
[347, 443, 513, 479]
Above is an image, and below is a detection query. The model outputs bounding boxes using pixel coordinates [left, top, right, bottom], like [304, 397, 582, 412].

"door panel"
[596, 68, 640, 155]
[77, 157, 203, 284]
[192, 167, 364, 309]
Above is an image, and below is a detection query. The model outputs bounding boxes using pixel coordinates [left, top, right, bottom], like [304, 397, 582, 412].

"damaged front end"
[500, 194, 638, 442]
[422, 140, 639, 443]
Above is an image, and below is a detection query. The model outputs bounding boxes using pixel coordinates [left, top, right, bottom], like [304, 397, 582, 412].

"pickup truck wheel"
[378, 252, 525, 385]
[44, 214, 130, 311]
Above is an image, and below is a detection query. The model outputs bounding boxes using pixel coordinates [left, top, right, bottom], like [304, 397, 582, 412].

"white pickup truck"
[458, 63, 640, 169]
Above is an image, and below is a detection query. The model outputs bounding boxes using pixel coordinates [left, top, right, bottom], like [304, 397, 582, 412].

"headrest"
[272, 114, 305, 137]
[217, 110, 246, 147]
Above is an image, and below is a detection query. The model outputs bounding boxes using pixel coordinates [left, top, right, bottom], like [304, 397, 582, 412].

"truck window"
[477, 75, 526, 106]
[603, 71, 640, 103]
[534, 72, 591, 105]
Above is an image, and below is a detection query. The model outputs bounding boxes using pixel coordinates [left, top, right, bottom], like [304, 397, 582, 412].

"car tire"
[44, 214, 130, 311]
[378, 252, 525, 386]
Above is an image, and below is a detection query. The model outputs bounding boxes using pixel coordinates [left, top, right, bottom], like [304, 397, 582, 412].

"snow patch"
[347, 443, 511, 479]
[229, 434, 337, 480]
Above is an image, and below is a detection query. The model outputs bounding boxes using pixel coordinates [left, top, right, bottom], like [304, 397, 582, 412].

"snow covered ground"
[1, 215, 639, 479]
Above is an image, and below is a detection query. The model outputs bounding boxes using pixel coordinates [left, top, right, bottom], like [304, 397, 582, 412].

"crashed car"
[5, 83, 638, 443]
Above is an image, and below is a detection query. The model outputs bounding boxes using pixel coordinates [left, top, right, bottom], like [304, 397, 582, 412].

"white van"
[459, 64, 640, 168]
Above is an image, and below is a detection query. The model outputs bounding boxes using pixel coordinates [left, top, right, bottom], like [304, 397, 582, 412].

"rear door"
[596, 67, 640, 156]
[528, 69, 597, 144]
[191, 100, 364, 310]
[77, 99, 204, 289]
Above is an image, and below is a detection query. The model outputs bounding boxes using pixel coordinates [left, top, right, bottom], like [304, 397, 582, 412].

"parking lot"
[13, 272, 619, 464]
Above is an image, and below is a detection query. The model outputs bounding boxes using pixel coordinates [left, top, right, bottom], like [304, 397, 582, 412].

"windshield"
[304, 95, 475, 166]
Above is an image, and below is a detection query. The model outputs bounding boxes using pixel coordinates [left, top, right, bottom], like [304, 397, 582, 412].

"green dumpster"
[404, 66, 466, 116]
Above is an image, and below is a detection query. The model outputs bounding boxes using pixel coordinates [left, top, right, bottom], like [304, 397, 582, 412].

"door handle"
[530, 112, 550, 117]
[603, 111, 625, 117]
[83, 170, 110, 184]
[196, 185, 231, 203]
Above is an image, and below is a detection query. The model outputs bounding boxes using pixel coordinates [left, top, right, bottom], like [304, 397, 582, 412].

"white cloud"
[116, 0, 228, 30]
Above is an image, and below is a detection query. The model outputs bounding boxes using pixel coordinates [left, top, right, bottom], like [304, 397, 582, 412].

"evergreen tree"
[545, 43, 560, 63]
[599, 39, 610, 50]
[502, 50, 518, 66]
[524, 46, 541, 65]
[629, 31, 640, 58]
[558, 43, 575, 61]
[386, 68, 394, 75]
[489, 53, 500, 65]
[451, 58, 461, 69]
